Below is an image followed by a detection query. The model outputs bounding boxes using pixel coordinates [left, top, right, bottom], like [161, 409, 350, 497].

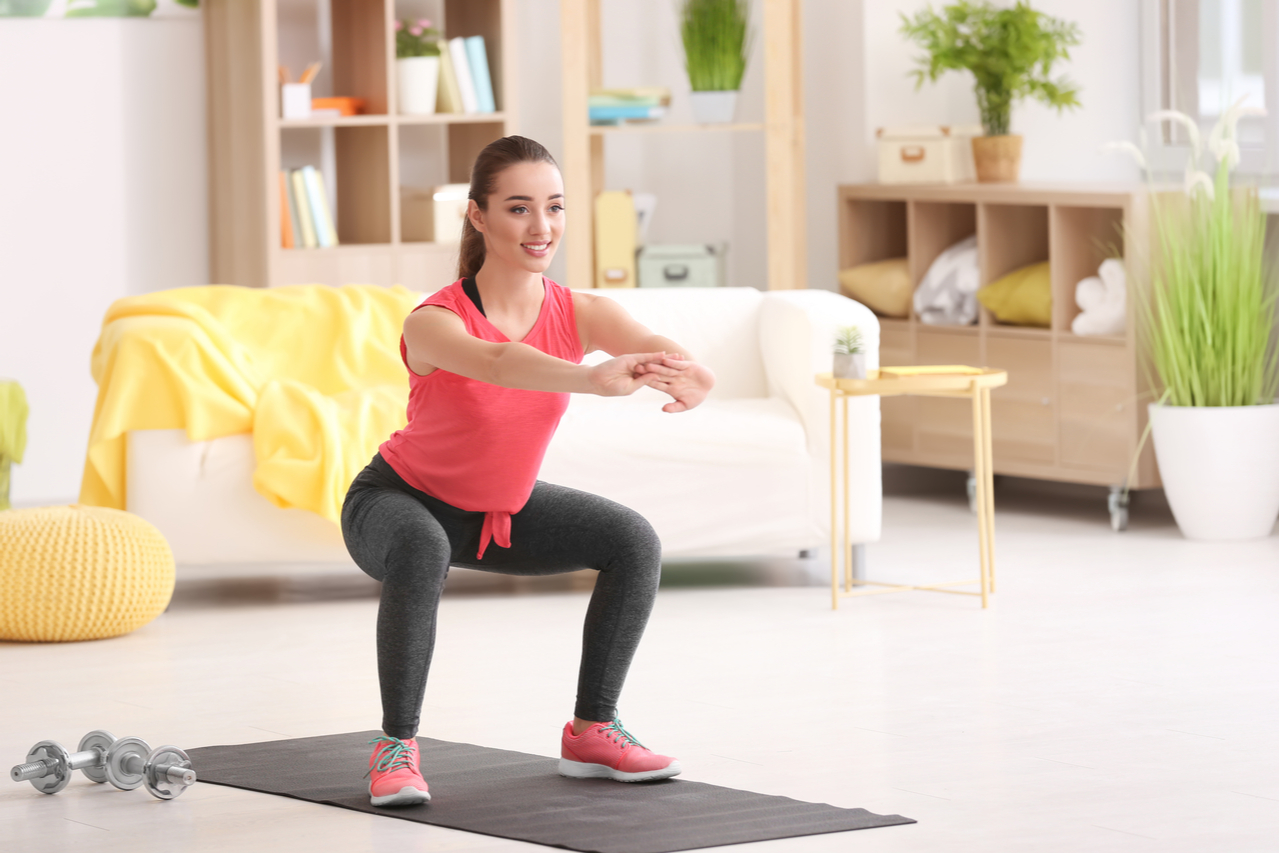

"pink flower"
[417, 18, 432, 29]
[408, 25, 423, 36]
[394, 19, 403, 31]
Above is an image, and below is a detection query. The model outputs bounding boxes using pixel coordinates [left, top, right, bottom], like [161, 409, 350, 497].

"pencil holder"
[281, 83, 312, 119]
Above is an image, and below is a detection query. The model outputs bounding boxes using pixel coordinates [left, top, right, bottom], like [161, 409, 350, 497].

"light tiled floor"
[2, 467, 1276, 852]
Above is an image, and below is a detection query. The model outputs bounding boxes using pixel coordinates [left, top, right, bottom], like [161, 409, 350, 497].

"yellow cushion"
[0, 505, 174, 642]
[977, 261, 1052, 327]
[838, 258, 912, 318]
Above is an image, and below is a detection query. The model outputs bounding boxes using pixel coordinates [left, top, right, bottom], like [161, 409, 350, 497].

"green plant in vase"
[833, 325, 866, 380]
[899, 0, 1082, 182]
[680, 0, 752, 124]
[1105, 97, 1279, 540]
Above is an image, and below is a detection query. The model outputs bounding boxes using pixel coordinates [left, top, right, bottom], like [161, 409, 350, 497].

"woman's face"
[469, 161, 565, 276]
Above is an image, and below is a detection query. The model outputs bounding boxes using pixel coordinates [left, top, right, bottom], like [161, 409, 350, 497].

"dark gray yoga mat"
[187, 731, 914, 853]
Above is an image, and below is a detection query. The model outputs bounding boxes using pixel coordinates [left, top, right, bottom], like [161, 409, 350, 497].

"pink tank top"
[379, 277, 584, 558]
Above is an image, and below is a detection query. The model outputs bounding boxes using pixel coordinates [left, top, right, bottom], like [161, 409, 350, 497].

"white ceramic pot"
[1148, 403, 1279, 540]
[833, 353, 866, 380]
[690, 90, 738, 124]
[397, 56, 440, 115]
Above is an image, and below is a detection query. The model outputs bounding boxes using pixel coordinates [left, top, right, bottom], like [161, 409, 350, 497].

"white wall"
[0, 18, 207, 506]
[0, 1, 1141, 506]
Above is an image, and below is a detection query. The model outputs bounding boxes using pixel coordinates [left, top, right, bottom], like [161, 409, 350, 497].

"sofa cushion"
[584, 288, 767, 400]
[540, 396, 818, 556]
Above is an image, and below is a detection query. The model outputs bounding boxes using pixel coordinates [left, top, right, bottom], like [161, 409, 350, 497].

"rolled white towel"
[1071, 258, 1126, 336]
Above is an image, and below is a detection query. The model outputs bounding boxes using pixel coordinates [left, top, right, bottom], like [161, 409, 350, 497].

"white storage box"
[401, 183, 470, 244]
[877, 125, 980, 184]
[638, 243, 726, 288]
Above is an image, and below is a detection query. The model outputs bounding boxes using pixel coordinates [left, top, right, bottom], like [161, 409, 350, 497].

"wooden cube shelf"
[837, 183, 1159, 491]
[206, 0, 517, 289]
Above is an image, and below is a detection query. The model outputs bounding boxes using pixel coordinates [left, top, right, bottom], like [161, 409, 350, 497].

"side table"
[817, 367, 1009, 610]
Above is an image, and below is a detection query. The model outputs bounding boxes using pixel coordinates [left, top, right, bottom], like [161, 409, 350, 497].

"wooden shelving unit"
[838, 182, 1160, 491]
[559, 0, 805, 291]
[205, 0, 517, 288]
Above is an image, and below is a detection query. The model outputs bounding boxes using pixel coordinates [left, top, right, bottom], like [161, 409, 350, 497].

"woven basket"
[0, 505, 174, 642]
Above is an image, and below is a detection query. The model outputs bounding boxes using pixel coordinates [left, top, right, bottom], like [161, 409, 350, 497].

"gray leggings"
[341, 454, 662, 740]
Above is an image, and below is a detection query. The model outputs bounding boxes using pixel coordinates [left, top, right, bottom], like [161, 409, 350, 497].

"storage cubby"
[838, 199, 907, 269]
[836, 183, 1159, 491]
[907, 201, 976, 287]
[1051, 205, 1126, 336]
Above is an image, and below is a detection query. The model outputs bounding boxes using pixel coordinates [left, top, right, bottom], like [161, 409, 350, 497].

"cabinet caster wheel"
[1108, 487, 1130, 532]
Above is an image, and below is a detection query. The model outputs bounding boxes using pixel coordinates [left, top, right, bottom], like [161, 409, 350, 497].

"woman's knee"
[603, 505, 663, 576]
[342, 488, 451, 584]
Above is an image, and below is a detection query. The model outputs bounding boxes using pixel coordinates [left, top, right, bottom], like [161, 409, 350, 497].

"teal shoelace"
[604, 718, 646, 749]
[366, 736, 417, 778]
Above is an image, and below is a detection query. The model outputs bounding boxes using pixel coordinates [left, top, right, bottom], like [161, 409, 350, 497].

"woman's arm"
[574, 292, 716, 413]
[404, 306, 666, 397]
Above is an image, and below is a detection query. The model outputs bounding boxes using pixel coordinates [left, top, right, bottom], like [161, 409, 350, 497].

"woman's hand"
[587, 352, 675, 397]
[638, 355, 715, 413]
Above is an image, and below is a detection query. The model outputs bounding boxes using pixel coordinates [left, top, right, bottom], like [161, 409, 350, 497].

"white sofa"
[126, 287, 882, 565]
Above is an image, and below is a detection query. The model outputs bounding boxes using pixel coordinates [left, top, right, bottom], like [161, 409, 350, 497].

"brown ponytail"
[457, 136, 560, 280]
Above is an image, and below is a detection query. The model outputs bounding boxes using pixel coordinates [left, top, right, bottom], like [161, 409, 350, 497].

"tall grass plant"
[680, 0, 752, 92]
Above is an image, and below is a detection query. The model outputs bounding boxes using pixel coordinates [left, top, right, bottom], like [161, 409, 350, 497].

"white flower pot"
[1148, 403, 1279, 540]
[397, 56, 440, 115]
[690, 90, 738, 124]
[833, 353, 866, 380]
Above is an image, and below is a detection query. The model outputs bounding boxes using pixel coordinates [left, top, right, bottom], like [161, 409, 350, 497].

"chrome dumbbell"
[11, 731, 117, 794]
[105, 736, 197, 800]
[11, 733, 197, 799]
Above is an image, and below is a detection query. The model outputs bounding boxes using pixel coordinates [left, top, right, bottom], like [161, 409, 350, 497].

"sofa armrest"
[759, 290, 882, 544]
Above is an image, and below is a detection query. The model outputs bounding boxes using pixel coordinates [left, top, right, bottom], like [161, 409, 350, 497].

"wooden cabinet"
[205, 0, 518, 289]
[837, 183, 1160, 490]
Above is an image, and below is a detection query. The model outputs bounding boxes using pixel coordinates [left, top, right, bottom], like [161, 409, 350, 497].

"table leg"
[970, 385, 990, 609]
[829, 389, 839, 611]
[982, 386, 997, 594]
[842, 395, 852, 594]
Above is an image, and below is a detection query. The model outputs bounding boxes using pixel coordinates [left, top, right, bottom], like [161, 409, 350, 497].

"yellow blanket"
[81, 284, 422, 523]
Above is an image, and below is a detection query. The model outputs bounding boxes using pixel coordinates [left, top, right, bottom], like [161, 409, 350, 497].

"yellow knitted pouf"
[0, 505, 175, 642]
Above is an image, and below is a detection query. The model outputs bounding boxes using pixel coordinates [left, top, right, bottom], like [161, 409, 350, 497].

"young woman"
[341, 136, 715, 807]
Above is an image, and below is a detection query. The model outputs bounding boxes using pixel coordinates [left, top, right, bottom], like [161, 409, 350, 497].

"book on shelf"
[878, 365, 984, 378]
[436, 41, 464, 114]
[447, 37, 479, 114]
[302, 166, 339, 248]
[284, 171, 302, 248]
[465, 36, 496, 113]
[289, 169, 318, 248]
[589, 87, 671, 107]
[589, 104, 668, 124]
[279, 171, 295, 249]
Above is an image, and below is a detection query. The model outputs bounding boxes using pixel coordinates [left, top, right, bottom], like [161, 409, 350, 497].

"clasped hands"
[589, 352, 715, 413]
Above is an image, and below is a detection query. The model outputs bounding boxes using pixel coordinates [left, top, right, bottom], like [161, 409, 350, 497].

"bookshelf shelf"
[587, 122, 767, 136]
[396, 112, 508, 126]
[206, 0, 517, 289]
[278, 115, 392, 129]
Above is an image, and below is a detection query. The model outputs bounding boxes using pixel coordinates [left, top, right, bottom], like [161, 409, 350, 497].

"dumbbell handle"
[10, 746, 106, 781]
[121, 754, 196, 787]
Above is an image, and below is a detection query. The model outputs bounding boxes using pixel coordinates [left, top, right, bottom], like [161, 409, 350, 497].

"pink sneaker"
[367, 736, 431, 807]
[560, 718, 681, 782]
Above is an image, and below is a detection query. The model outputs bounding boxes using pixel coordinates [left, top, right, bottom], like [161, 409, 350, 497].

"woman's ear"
[467, 199, 486, 234]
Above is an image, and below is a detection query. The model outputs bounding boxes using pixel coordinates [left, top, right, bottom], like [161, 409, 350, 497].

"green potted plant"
[899, 0, 1082, 182]
[1106, 99, 1278, 540]
[395, 17, 442, 116]
[680, 0, 752, 124]
[833, 325, 866, 380]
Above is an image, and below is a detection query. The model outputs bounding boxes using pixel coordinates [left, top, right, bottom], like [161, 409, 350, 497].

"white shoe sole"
[370, 785, 432, 807]
[558, 758, 682, 782]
